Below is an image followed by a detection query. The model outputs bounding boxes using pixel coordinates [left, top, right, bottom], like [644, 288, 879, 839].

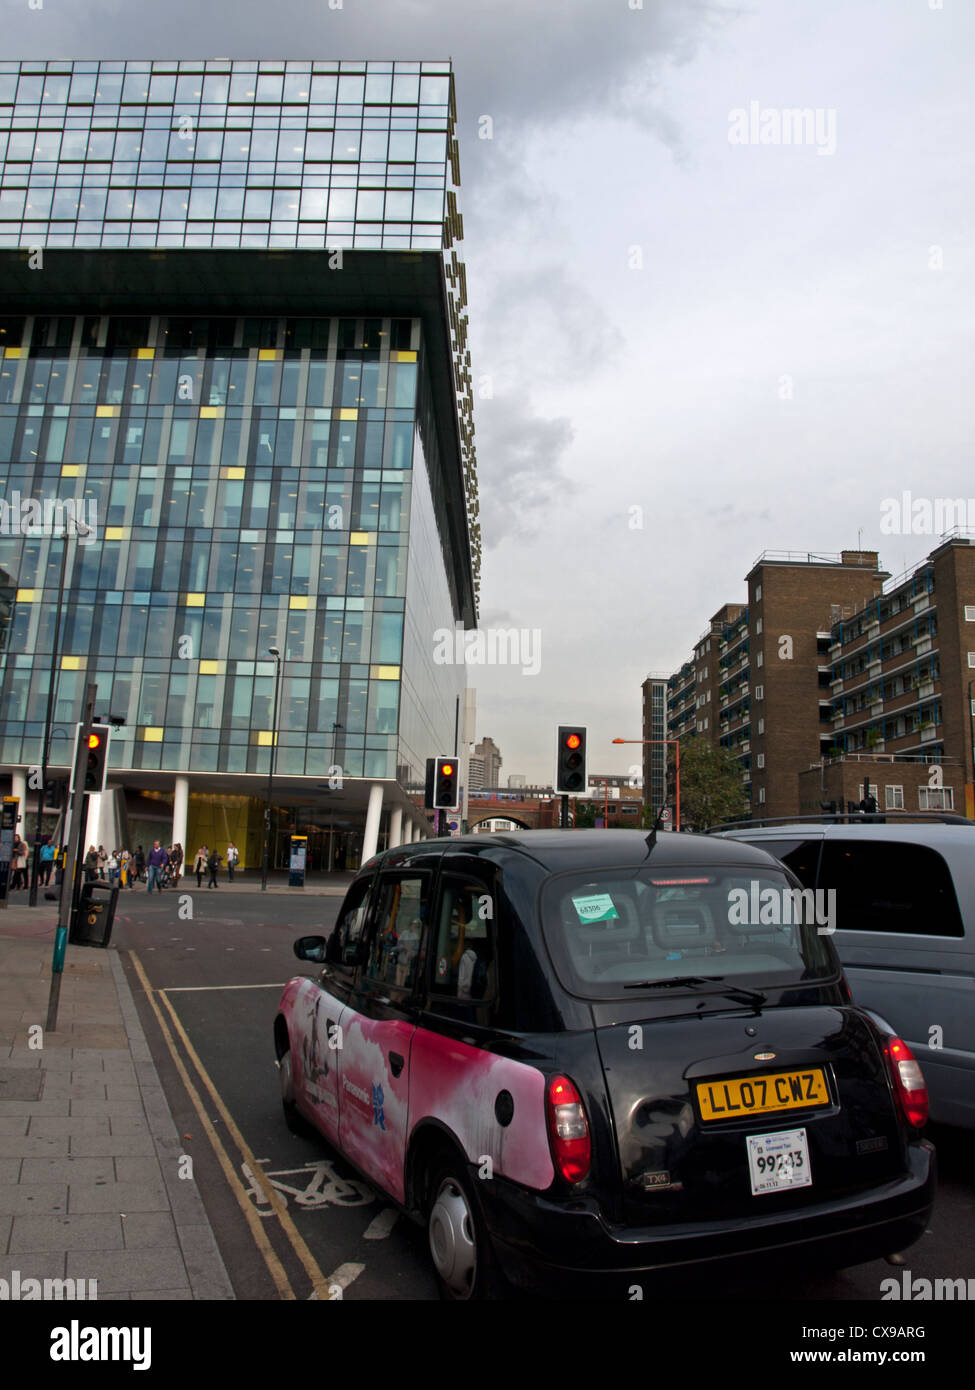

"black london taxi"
[274, 830, 936, 1299]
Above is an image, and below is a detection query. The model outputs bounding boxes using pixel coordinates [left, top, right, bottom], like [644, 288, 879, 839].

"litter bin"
[70, 880, 120, 948]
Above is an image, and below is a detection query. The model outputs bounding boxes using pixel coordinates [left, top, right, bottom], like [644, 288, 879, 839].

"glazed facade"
[0, 59, 479, 862]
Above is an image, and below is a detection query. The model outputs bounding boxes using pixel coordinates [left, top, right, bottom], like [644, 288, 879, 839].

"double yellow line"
[128, 951, 334, 1301]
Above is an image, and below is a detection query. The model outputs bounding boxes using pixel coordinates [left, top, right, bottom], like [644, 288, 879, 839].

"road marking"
[164, 983, 286, 993]
[363, 1208, 398, 1240]
[127, 950, 297, 1302]
[154, 982, 336, 1301]
[309, 1262, 365, 1299]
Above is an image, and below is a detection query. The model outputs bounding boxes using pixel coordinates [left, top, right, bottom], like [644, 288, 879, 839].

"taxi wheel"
[278, 1045, 312, 1137]
[426, 1157, 505, 1301]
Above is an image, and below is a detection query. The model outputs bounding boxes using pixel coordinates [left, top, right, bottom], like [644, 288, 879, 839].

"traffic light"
[433, 756, 459, 809]
[556, 726, 587, 793]
[83, 725, 111, 793]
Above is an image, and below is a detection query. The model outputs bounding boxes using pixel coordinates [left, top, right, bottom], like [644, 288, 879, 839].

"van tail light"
[546, 1075, 591, 1184]
[883, 1036, 928, 1128]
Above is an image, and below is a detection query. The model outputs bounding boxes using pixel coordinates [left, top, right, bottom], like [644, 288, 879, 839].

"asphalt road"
[113, 886, 975, 1303]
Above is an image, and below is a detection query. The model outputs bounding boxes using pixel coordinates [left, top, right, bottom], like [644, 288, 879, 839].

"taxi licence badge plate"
[747, 1127, 812, 1195]
[697, 1067, 829, 1122]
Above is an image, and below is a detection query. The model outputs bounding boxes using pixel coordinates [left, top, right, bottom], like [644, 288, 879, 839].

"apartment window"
[968, 653, 975, 668]
[965, 606, 975, 621]
[755, 685, 764, 700]
[756, 651, 764, 668]
[885, 785, 904, 810]
[755, 584, 762, 602]
[706, 690, 711, 702]
[697, 721, 703, 733]
[703, 717, 708, 730]
[756, 618, 763, 634]
[918, 787, 954, 811]
[756, 753, 765, 769]
[758, 787, 766, 804]
[757, 718, 765, 734]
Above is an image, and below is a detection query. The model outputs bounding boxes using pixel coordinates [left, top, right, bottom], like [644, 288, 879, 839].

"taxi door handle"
[389, 1051, 405, 1077]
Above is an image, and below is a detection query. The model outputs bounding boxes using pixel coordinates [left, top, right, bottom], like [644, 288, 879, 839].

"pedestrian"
[84, 844, 99, 883]
[207, 845, 222, 888]
[39, 839, 55, 886]
[10, 836, 28, 890]
[226, 841, 239, 882]
[134, 845, 146, 883]
[171, 843, 184, 883]
[107, 849, 119, 886]
[119, 848, 130, 888]
[195, 845, 207, 887]
[146, 840, 167, 894]
[97, 844, 108, 881]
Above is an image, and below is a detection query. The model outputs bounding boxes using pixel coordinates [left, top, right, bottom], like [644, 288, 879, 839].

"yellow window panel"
[61, 464, 82, 477]
[349, 531, 374, 545]
[142, 727, 163, 743]
[220, 466, 246, 479]
[200, 405, 225, 419]
[134, 348, 155, 359]
[394, 350, 417, 363]
[15, 589, 36, 603]
[371, 665, 401, 681]
[289, 595, 311, 610]
[258, 349, 281, 361]
[95, 405, 119, 417]
[338, 408, 358, 421]
[199, 660, 222, 675]
[3, 346, 22, 358]
[256, 730, 278, 747]
[105, 526, 125, 541]
[182, 593, 205, 607]
[61, 656, 82, 670]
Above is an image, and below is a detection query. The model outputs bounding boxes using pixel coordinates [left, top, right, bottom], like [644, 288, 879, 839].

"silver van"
[717, 821, 975, 1130]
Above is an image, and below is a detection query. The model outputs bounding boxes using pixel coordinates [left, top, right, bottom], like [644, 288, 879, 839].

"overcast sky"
[5, 0, 973, 785]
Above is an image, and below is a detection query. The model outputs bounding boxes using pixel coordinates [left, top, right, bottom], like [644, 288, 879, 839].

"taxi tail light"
[883, 1036, 928, 1128]
[546, 1075, 591, 1184]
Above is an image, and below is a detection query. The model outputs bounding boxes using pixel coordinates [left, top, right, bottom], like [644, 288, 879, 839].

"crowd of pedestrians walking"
[7, 836, 245, 893]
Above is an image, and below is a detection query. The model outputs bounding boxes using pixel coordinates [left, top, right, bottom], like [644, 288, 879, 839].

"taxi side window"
[362, 873, 429, 992]
[431, 876, 496, 1001]
[326, 876, 373, 969]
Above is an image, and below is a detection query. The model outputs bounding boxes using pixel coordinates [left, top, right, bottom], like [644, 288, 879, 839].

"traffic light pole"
[46, 682, 97, 1034]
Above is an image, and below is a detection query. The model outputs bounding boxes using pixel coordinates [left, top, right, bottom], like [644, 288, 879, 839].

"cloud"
[475, 397, 575, 545]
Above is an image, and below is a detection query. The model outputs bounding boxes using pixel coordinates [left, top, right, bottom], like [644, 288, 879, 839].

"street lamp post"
[261, 646, 282, 892]
[612, 737, 681, 831]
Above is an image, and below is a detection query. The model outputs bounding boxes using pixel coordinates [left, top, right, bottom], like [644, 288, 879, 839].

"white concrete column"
[84, 791, 102, 855]
[403, 820, 414, 844]
[361, 783, 384, 863]
[172, 776, 189, 869]
[388, 806, 403, 849]
[11, 770, 27, 822]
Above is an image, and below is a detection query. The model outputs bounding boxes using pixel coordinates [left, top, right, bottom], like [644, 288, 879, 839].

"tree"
[674, 736, 746, 831]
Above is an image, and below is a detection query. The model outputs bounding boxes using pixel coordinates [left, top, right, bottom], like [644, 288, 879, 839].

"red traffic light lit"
[440, 763, 453, 776]
[87, 733, 102, 750]
[565, 734, 581, 750]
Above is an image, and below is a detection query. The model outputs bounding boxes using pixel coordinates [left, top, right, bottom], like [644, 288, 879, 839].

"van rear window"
[818, 841, 964, 936]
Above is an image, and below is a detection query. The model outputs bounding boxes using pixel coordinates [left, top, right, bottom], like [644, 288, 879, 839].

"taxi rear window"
[539, 866, 837, 998]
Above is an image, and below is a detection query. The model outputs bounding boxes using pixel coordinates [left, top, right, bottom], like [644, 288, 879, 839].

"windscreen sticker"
[572, 893, 620, 923]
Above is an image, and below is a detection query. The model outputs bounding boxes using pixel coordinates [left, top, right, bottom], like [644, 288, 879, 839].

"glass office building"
[0, 59, 479, 868]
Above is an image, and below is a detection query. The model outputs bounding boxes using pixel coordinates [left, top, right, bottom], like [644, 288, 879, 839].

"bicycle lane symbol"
[242, 1157, 376, 1216]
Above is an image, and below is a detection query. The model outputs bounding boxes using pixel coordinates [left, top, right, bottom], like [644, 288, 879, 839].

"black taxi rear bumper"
[475, 1140, 935, 1297]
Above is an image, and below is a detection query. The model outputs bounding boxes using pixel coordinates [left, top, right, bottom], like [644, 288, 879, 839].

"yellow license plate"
[697, 1068, 829, 1122]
